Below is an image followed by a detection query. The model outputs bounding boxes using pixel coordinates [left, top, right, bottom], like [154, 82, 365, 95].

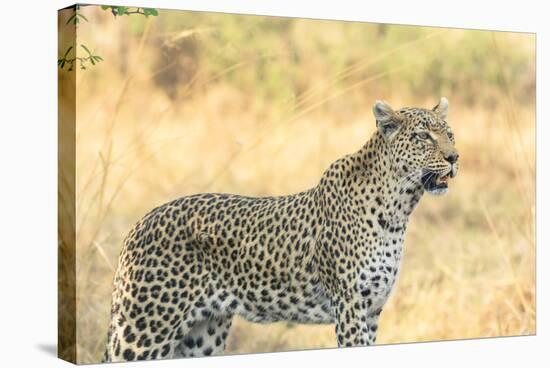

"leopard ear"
[433, 97, 449, 120]
[373, 100, 402, 140]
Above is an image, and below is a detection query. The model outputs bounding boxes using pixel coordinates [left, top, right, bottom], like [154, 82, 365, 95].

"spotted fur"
[104, 98, 459, 361]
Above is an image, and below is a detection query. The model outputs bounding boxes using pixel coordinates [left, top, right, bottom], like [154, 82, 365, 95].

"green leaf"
[143, 8, 159, 17]
[93, 55, 104, 61]
[77, 13, 88, 22]
[60, 60, 66, 69]
[66, 13, 76, 24]
[63, 46, 73, 58]
[115, 6, 128, 15]
[90, 58, 95, 65]
[80, 44, 92, 56]
[100, 5, 110, 10]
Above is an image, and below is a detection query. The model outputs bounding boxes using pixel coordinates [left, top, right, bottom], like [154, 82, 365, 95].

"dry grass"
[58, 6, 535, 363]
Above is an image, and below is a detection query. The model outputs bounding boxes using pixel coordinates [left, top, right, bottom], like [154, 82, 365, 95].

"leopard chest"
[356, 221, 406, 311]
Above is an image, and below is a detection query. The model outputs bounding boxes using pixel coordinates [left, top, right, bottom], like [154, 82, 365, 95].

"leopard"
[103, 98, 459, 362]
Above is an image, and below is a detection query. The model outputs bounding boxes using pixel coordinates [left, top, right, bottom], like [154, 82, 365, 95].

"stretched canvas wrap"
[58, 3, 536, 364]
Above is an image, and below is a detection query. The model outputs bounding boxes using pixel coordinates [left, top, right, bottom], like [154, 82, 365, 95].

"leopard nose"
[445, 153, 459, 164]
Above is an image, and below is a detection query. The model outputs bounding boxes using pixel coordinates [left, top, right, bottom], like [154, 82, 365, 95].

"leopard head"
[373, 97, 459, 196]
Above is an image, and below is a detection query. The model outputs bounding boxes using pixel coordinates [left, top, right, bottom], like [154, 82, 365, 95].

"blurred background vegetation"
[58, 5, 535, 364]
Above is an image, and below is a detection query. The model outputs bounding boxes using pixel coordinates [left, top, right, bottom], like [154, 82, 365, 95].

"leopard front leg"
[333, 296, 381, 347]
[365, 308, 382, 344]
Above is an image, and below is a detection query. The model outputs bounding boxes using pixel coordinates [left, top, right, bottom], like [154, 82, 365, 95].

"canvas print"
[58, 4, 536, 364]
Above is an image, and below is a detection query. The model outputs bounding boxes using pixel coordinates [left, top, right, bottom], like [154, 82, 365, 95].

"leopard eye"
[417, 132, 430, 140]
[447, 131, 454, 139]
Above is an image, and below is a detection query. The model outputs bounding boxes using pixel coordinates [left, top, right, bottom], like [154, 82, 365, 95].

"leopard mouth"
[421, 170, 450, 194]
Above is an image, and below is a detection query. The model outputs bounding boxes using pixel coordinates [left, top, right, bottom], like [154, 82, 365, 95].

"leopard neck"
[354, 132, 424, 221]
[317, 131, 424, 224]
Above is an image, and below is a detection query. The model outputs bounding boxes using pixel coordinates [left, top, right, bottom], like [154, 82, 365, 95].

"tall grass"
[61, 6, 535, 363]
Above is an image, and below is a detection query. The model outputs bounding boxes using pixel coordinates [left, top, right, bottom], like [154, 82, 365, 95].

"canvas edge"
[58, 4, 78, 364]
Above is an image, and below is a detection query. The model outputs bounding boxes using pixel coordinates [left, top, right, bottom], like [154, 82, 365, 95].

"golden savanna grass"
[58, 6, 535, 363]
